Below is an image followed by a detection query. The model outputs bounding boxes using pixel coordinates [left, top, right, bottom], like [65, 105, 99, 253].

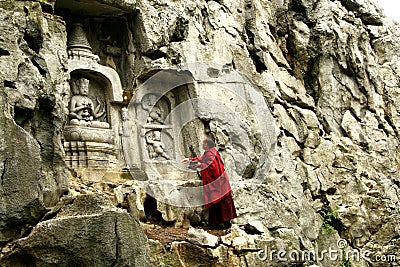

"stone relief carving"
[69, 76, 109, 128]
[147, 102, 164, 124]
[141, 94, 172, 161]
[63, 21, 123, 172]
[145, 130, 170, 160]
[99, 35, 122, 70]
[64, 74, 117, 169]
[119, 107, 132, 168]
[142, 94, 167, 125]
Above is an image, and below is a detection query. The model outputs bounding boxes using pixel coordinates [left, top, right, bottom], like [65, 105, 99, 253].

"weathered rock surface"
[0, 0, 69, 244]
[147, 224, 306, 267]
[0, 194, 149, 266]
[0, 116, 47, 245]
[129, 0, 400, 265]
[187, 226, 219, 247]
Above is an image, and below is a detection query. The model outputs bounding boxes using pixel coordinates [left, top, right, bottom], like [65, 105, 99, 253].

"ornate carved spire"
[67, 23, 92, 53]
[67, 23, 99, 61]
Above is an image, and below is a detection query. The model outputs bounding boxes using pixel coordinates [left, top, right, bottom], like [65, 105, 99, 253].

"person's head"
[202, 138, 216, 150]
[76, 77, 90, 95]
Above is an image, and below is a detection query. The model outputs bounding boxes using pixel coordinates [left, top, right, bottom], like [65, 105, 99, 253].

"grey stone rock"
[244, 220, 268, 235]
[115, 180, 207, 227]
[341, 0, 384, 25]
[0, 194, 149, 267]
[170, 241, 225, 266]
[0, 120, 47, 245]
[187, 226, 219, 247]
[0, 1, 69, 211]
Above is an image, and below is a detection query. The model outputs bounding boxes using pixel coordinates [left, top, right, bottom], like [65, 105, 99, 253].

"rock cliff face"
[0, 0, 400, 266]
[0, 0, 69, 245]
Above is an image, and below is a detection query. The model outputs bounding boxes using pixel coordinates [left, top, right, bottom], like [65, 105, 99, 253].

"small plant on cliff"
[160, 256, 171, 267]
[320, 206, 339, 233]
[339, 254, 352, 267]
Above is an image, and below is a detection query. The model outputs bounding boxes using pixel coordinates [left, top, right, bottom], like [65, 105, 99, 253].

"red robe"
[190, 147, 237, 224]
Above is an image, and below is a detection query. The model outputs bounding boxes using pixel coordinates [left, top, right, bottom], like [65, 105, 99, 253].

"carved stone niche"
[134, 74, 203, 181]
[64, 72, 118, 169]
[63, 23, 123, 173]
[142, 94, 173, 160]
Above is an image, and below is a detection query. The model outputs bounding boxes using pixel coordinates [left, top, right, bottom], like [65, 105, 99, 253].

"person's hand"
[181, 158, 189, 163]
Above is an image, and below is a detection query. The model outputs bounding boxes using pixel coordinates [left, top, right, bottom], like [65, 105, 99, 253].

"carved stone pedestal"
[64, 125, 118, 169]
[64, 141, 118, 169]
[64, 125, 114, 144]
[64, 140, 123, 182]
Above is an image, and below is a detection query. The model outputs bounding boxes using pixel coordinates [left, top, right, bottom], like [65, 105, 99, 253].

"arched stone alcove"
[123, 70, 204, 182]
[63, 21, 125, 176]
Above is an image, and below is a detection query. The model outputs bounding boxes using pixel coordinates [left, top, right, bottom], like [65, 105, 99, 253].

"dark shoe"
[223, 221, 232, 229]
[209, 224, 225, 230]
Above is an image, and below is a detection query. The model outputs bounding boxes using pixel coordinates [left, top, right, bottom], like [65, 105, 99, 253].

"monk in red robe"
[182, 138, 237, 229]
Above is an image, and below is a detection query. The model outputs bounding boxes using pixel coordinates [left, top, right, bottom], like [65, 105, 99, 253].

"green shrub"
[339, 255, 352, 267]
[320, 206, 339, 233]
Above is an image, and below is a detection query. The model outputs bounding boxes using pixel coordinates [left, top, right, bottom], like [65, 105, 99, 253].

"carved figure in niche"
[100, 36, 122, 57]
[99, 35, 121, 70]
[145, 130, 170, 160]
[119, 107, 130, 137]
[148, 103, 164, 124]
[142, 94, 164, 124]
[120, 107, 133, 169]
[121, 106, 128, 122]
[69, 77, 108, 128]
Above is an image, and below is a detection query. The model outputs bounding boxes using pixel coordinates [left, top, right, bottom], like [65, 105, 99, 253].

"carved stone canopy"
[55, 0, 130, 17]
